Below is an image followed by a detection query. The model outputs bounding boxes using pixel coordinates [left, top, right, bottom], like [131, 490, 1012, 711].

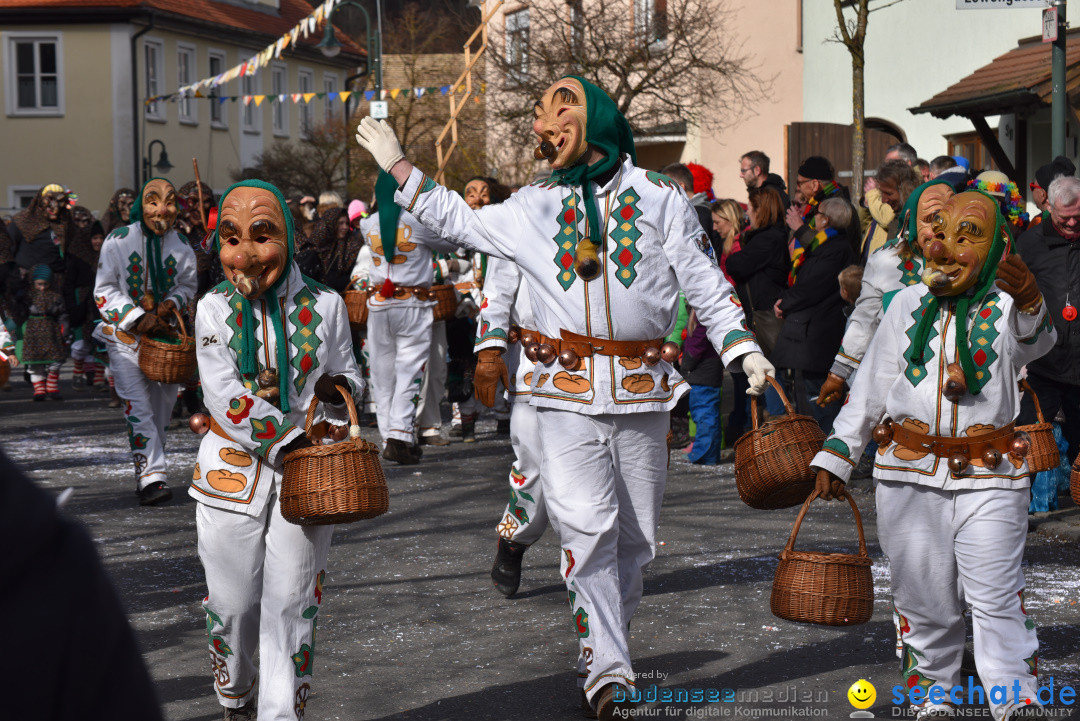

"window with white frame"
[12, 188, 40, 209]
[634, 0, 667, 47]
[272, 64, 288, 136]
[145, 39, 165, 120]
[242, 69, 259, 133]
[298, 69, 313, 138]
[323, 75, 337, 126]
[505, 9, 529, 84]
[208, 51, 227, 128]
[178, 45, 196, 124]
[5, 33, 64, 116]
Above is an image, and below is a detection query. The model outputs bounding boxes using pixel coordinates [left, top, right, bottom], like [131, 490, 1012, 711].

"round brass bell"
[558, 348, 580, 370]
[948, 452, 970, 474]
[660, 342, 680, 363]
[524, 343, 540, 363]
[1010, 431, 1031, 458]
[521, 333, 538, 348]
[329, 424, 349, 442]
[535, 343, 557, 365]
[642, 347, 661, 366]
[982, 448, 1003, 468]
[508, 327, 521, 344]
[872, 423, 893, 446]
[189, 412, 210, 435]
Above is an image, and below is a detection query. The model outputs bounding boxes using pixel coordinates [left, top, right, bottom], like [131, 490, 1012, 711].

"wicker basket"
[280, 385, 389, 525]
[430, 284, 458, 322]
[771, 490, 874, 626]
[1018, 379, 1060, 474]
[344, 289, 370, 327]
[733, 375, 825, 509]
[1071, 454, 1080, 506]
[138, 307, 197, 384]
[0, 360, 9, 387]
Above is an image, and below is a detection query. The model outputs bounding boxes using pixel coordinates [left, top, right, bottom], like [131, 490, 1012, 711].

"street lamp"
[143, 139, 174, 184]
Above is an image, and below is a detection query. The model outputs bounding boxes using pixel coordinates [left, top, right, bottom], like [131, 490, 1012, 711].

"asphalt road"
[3, 373, 1080, 721]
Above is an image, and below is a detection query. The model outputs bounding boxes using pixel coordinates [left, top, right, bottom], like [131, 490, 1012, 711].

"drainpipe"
[131, 13, 155, 187]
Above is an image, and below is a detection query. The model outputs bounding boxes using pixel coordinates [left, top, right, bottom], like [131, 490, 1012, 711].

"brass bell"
[536, 343, 557, 365]
[521, 333, 538, 348]
[508, 327, 520, 344]
[872, 422, 893, 445]
[942, 362, 967, 404]
[948, 452, 970, 474]
[329, 424, 349, 442]
[558, 348, 580, 370]
[1010, 430, 1031, 458]
[524, 343, 540, 363]
[642, 347, 661, 366]
[189, 412, 210, 435]
[982, 448, 1003, 468]
[660, 342, 680, 363]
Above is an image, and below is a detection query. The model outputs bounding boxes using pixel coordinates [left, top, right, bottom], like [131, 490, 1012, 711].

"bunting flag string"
[146, 83, 488, 106]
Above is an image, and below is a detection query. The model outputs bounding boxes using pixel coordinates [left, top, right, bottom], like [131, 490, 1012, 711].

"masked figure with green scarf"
[810, 191, 1055, 721]
[191, 180, 365, 720]
[356, 76, 774, 718]
[93, 177, 197, 506]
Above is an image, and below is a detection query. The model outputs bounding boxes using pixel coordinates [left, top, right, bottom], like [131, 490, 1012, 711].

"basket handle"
[303, 383, 361, 439]
[168, 306, 190, 343]
[782, 489, 869, 559]
[1018, 379, 1046, 424]
[748, 374, 795, 431]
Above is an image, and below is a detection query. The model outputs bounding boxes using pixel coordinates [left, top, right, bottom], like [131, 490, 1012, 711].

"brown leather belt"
[516, 326, 664, 358]
[208, 416, 234, 442]
[889, 419, 1016, 459]
[374, 285, 434, 301]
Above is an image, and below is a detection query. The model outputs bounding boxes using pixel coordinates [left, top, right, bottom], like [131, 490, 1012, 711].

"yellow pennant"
[254, 95, 265, 107]
[339, 90, 352, 102]
[390, 88, 401, 99]
[303, 93, 316, 104]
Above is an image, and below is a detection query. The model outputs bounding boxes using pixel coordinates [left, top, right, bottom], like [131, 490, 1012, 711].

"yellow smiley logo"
[847, 679, 876, 710]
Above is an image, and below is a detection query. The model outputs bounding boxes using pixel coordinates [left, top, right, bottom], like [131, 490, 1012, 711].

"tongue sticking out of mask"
[234, 272, 260, 298]
[922, 268, 950, 291]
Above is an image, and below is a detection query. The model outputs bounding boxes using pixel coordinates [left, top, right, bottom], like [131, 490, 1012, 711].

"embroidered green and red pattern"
[896, 254, 921, 287]
[609, 188, 643, 288]
[163, 255, 178, 296]
[508, 487, 533, 525]
[554, 192, 581, 291]
[476, 319, 508, 345]
[721, 329, 756, 356]
[903, 294, 938, 387]
[821, 438, 853, 465]
[227, 395, 255, 424]
[289, 286, 324, 395]
[968, 294, 1002, 386]
[126, 251, 145, 302]
[249, 415, 292, 457]
[645, 171, 679, 191]
[205, 606, 233, 658]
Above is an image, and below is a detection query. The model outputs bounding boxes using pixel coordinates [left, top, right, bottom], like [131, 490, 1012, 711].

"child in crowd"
[22, 265, 68, 401]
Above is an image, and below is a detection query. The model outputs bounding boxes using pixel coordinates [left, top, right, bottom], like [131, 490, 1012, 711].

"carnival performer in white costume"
[94, 178, 196, 505]
[356, 75, 774, 718]
[812, 191, 1055, 721]
[191, 180, 364, 721]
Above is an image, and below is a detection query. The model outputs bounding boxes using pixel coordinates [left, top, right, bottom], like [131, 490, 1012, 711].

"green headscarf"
[130, 177, 173, 303]
[548, 75, 637, 257]
[909, 189, 1011, 396]
[375, 170, 403, 264]
[212, 179, 297, 413]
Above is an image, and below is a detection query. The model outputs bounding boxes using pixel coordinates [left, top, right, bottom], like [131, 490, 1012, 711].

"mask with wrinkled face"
[923, 192, 1001, 297]
[532, 78, 589, 170]
[117, 194, 135, 223]
[218, 187, 289, 300]
[41, 192, 64, 221]
[915, 184, 953, 252]
[141, 179, 178, 236]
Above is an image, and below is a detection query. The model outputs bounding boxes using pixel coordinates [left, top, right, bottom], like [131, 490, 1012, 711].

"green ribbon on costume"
[548, 75, 637, 257]
[130, 176, 172, 302]
[908, 189, 1011, 396]
[376, 170, 402, 264]
[212, 179, 297, 413]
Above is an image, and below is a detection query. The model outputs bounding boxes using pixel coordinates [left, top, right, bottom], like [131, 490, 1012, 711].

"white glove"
[741, 351, 775, 396]
[354, 117, 405, 174]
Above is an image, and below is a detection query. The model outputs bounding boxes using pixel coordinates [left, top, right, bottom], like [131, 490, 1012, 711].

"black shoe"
[496, 418, 511, 436]
[137, 481, 173, 506]
[595, 682, 635, 721]
[383, 438, 420, 465]
[72, 375, 87, 391]
[450, 424, 463, 437]
[420, 433, 450, 446]
[33, 393, 46, 402]
[462, 420, 476, 443]
[491, 537, 528, 597]
[222, 700, 257, 720]
[47, 392, 63, 401]
[408, 443, 423, 462]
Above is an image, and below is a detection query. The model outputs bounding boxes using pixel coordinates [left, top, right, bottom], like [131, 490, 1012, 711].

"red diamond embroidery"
[300, 354, 313, 373]
[299, 307, 312, 325]
[974, 349, 987, 366]
[560, 253, 573, 269]
[980, 308, 993, 319]
[620, 205, 633, 220]
[619, 248, 633, 266]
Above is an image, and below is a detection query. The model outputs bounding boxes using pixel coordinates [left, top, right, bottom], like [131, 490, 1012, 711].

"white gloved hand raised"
[741, 351, 776, 396]
[355, 116, 405, 174]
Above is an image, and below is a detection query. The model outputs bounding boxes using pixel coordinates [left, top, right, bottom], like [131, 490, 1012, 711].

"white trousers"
[108, 342, 178, 489]
[367, 305, 433, 444]
[537, 408, 668, 703]
[495, 401, 548, 545]
[71, 338, 94, 362]
[417, 320, 447, 434]
[877, 481, 1038, 720]
[196, 499, 333, 721]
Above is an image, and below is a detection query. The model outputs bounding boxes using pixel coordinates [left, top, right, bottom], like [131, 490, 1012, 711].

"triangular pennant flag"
[282, 33, 291, 51]
[308, 16, 317, 35]
[229, 96, 238, 103]
[278, 94, 286, 103]
[243, 96, 252, 106]
[428, 86, 439, 94]
[339, 90, 351, 102]
[327, 92, 338, 101]
[303, 93, 316, 103]
[194, 90, 204, 98]
[390, 88, 401, 99]
[292, 93, 301, 103]
[364, 90, 374, 101]
[314, 6, 324, 23]
[323, 0, 335, 16]
[316, 92, 326, 99]
[440, 86, 450, 95]
[380, 89, 388, 100]
[239, 62, 248, 77]
[291, 26, 300, 45]
[254, 95, 265, 107]
[415, 87, 424, 98]
[219, 96, 228, 104]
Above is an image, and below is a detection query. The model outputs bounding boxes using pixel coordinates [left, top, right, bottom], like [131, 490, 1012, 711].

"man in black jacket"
[1016, 175, 1080, 461]
[739, 150, 790, 208]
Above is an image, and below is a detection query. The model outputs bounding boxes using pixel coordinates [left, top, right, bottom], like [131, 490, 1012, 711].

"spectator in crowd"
[317, 190, 343, 216]
[1016, 175, 1080, 464]
[739, 150, 790, 207]
[302, 206, 362, 292]
[663, 162, 721, 257]
[884, 142, 918, 165]
[102, 187, 136, 235]
[928, 155, 957, 179]
[727, 186, 789, 359]
[1030, 155, 1076, 216]
[711, 198, 743, 282]
[771, 197, 857, 431]
[861, 159, 921, 258]
[786, 156, 861, 257]
[913, 158, 931, 183]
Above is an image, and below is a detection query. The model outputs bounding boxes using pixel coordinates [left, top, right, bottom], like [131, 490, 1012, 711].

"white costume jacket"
[475, 255, 535, 404]
[191, 270, 364, 515]
[812, 284, 1056, 490]
[831, 238, 923, 380]
[359, 209, 456, 311]
[94, 222, 196, 346]
[396, 155, 760, 415]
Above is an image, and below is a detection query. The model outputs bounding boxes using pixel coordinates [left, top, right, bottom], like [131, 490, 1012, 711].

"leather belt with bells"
[374, 285, 434, 302]
[876, 418, 1021, 472]
[513, 325, 677, 370]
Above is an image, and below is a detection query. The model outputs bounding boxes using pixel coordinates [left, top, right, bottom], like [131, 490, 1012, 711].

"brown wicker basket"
[280, 384, 389, 525]
[138, 307, 197, 384]
[344, 289, 371, 327]
[771, 490, 874, 626]
[1071, 454, 1080, 506]
[430, 284, 458, 322]
[0, 360, 9, 387]
[734, 375, 825, 509]
[1018, 379, 1059, 474]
